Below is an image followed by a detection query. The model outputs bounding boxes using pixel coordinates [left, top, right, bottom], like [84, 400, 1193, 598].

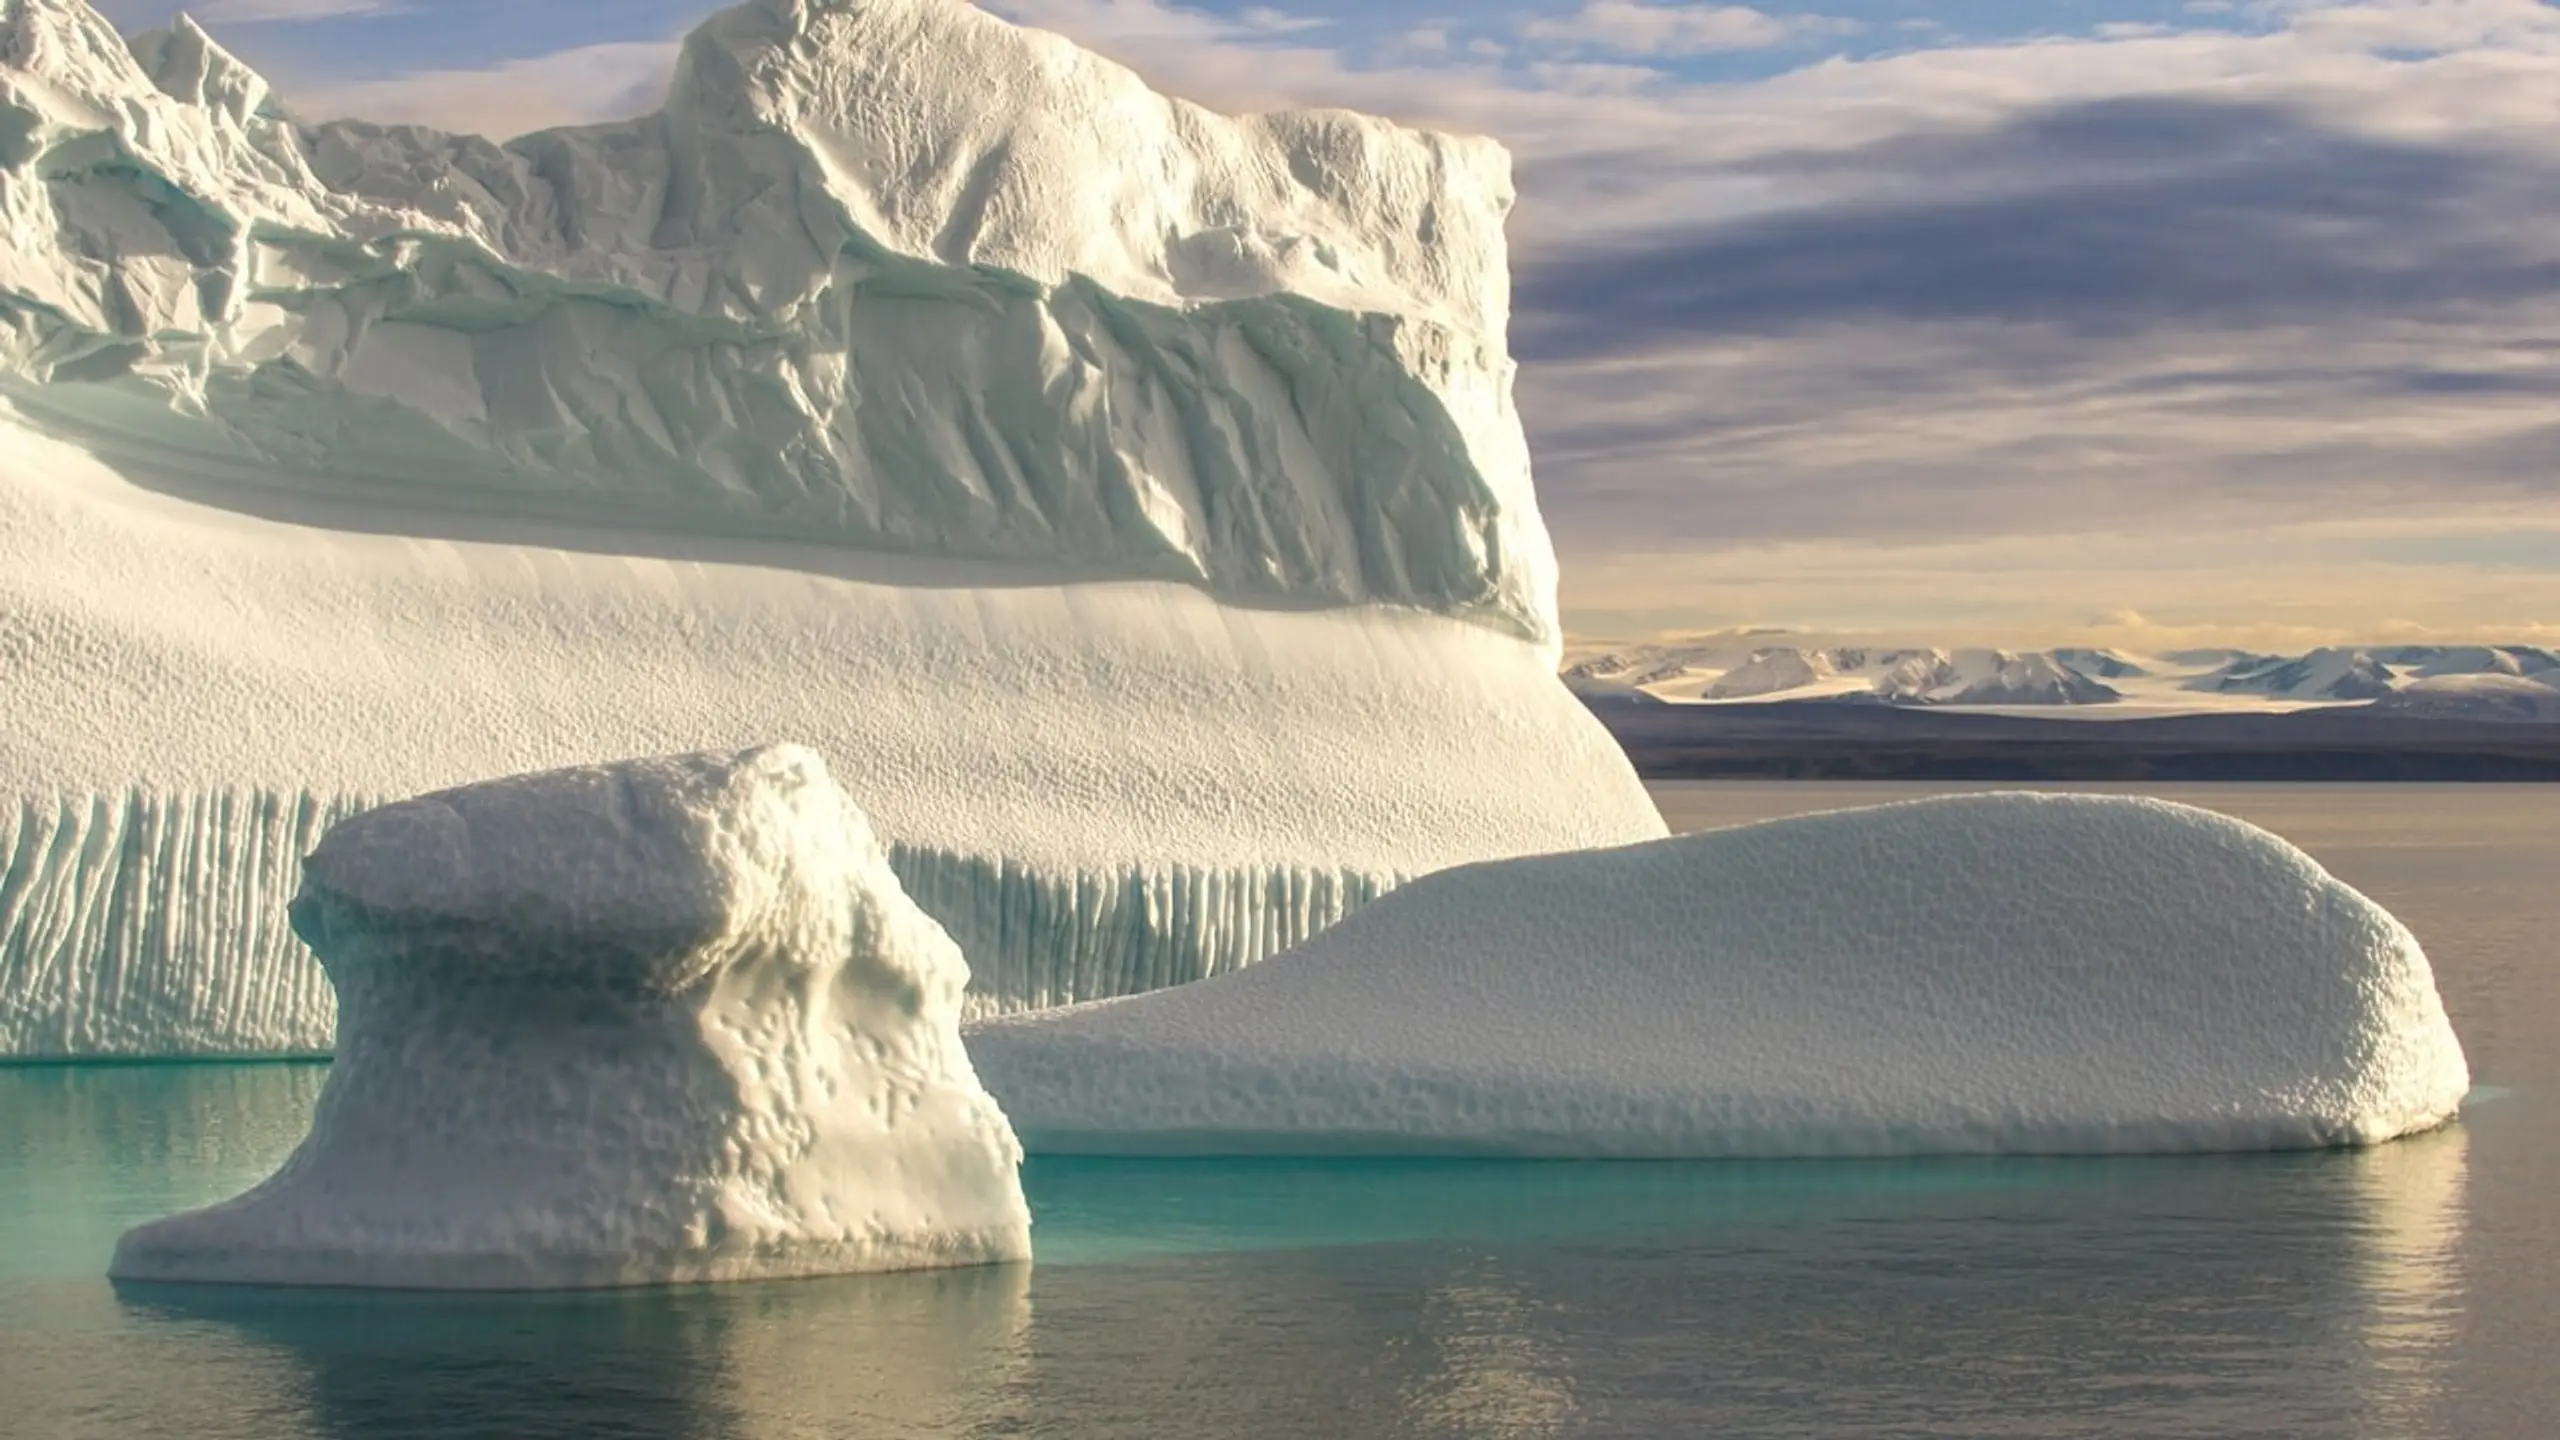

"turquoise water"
[1, 783, 2553, 1438]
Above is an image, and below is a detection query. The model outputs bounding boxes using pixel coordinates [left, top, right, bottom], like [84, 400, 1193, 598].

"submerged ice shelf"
[970, 794, 2473, 1158]
[111, 747, 1031, 1289]
[0, 0, 1665, 1056]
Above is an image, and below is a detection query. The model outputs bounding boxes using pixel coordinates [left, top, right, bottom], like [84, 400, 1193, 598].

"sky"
[87, 0, 2560, 648]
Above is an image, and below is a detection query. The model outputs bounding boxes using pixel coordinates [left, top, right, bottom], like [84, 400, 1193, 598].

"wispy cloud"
[1558, 518, 2560, 650]
[1512, 98, 2560, 351]
[1520, 3, 1852, 56]
[190, 0, 403, 21]
[288, 40, 681, 135]
[2275, 0, 2560, 53]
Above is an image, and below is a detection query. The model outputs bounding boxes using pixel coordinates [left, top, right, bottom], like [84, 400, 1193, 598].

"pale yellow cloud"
[1561, 521, 2560, 651]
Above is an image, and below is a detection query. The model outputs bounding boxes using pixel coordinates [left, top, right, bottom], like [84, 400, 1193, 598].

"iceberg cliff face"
[110, 748, 1032, 1288]
[970, 795, 2472, 1158]
[0, 0, 1663, 1057]
[1, 0, 1544, 633]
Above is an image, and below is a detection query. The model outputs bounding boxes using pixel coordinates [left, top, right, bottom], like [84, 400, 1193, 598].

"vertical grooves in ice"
[892, 844, 1398, 1019]
[0, 789, 367, 1057]
[0, 790, 1402, 1056]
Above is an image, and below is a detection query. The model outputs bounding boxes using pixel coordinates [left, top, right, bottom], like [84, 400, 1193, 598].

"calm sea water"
[1, 782, 2551, 1439]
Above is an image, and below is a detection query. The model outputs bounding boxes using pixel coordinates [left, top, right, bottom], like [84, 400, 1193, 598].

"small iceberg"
[968, 794, 2470, 1158]
[111, 746, 1030, 1289]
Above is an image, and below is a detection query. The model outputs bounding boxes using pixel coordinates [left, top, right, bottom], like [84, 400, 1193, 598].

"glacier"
[0, 0, 1664, 1057]
[968, 794, 2473, 1158]
[110, 746, 1032, 1289]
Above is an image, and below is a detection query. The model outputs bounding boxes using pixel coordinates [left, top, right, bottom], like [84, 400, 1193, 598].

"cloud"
[2276, 0, 2560, 53]
[1557, 525, 2560, 649]
[1236, 5, 1329, 33]
[189, 0, 402, 20]
[1511, 98, 2560, 352]
[1521, 3, 1845, 56]
[286, 40, 682, 136]
[1488, 85, 2560, 608]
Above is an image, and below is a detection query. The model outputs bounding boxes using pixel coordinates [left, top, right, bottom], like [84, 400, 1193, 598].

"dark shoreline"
[1587, 699, 2560, 782]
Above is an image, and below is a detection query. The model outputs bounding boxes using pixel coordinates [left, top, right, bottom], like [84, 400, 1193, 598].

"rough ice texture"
[0, 0, 1665, 1056]
[0, 783, 1397, 1055]
[110, 746, 1032, 1289]
[0, 0, 1545, 635]
[969, 794, 2473, 1158]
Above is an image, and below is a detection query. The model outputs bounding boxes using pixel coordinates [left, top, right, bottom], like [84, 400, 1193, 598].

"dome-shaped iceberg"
[969, 794, 2472, 1158]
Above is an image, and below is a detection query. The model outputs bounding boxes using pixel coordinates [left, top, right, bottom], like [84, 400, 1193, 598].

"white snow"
[0, 0, 1665, 1057]
[2372, 671, 2560, 721]
[969, 794, 2472, 1158]
[1705, 648, 1831, 700]
[2210, 648, 2397, 702]
[1573, 644, 2137, 708]
[1564, 639, 2560, 716]
[109, 746, 1031, 1289]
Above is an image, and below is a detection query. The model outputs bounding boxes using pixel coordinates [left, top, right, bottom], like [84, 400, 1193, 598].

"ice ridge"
[0, 0, 1549, 638]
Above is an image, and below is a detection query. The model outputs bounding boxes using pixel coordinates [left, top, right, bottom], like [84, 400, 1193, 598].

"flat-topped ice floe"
[969, 794, 2472, 1158]
[110, 746, 1031, 1289]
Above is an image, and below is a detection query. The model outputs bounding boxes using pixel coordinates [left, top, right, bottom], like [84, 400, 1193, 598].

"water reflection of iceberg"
[1007, 1145, 2476, 1438]
[2349, 1126, 2469, 1440]
[11, 1069, 2483, 1438]
[1402, 1263, 1580, 1440]
[115, 1264, 1031, 1439]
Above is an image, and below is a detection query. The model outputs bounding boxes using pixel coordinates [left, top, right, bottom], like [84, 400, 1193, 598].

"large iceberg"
[968, 794, 2473, 1157]
[0, 0, 1664, 1057]
[111, 746, 1032, 1289]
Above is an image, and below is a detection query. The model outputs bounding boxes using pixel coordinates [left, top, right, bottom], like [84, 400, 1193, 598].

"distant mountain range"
[1564, 644, 2560, 721]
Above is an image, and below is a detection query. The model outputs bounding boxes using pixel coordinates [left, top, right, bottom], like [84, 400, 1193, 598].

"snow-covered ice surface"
[0, 0, 1663, 1056]
[970, 794, 2472, 1158]
[110, 746, 1032, 1289]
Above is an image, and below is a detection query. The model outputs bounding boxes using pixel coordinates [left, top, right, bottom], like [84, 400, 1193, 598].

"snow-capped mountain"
[1877, 650, 2124, 706]
[2386, 645, 2560, 678]
[2370, 676, 2560, 722]
[2051, 648, 2150, 679]
[2209, 647, 2560, 704]
[1566, 640, 2129, 702]
[2210, 649, 2398, 701]
[1564, 641, 2560, 717]
[1572, 645, 2124, 707]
